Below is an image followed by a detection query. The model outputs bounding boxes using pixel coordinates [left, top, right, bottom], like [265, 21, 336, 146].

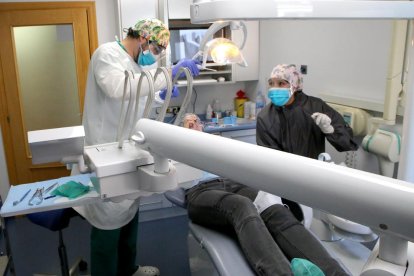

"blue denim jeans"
[186, 178, 350, 276]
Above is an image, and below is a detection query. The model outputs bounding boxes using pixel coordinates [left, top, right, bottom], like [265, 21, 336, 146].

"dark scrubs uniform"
[256, 91, 358, 159]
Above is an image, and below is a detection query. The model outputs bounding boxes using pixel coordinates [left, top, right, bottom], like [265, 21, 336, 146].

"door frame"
[0, 2, 98, 185]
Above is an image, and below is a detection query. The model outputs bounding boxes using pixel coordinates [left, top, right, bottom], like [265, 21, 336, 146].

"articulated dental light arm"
[135, 118, 414, 242]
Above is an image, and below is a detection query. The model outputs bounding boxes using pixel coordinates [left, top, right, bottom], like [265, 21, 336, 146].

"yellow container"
[235, 98, 247, 118]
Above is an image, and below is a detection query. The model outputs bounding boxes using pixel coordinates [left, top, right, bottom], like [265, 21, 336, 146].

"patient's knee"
[261, 204, 303, 232]
[220, 194, 259, 223]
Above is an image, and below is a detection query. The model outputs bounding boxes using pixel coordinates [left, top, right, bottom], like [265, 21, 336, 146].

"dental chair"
[26, 208, 88, 276]
[164, 187, 254, 275]
[164, 186, 348, 276]
[316, 153, 378, 244]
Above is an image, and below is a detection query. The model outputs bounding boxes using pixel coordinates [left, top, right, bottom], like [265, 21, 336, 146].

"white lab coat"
[74, 41, 166, 230]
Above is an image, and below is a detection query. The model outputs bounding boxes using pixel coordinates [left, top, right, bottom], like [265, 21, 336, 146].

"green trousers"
[90, 212, 139, 276]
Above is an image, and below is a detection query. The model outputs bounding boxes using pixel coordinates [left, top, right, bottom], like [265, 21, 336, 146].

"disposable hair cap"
[134, 18, 170, 48]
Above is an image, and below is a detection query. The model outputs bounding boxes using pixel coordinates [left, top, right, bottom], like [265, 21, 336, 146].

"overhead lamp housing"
[190, 0, 414, 23]
[192, 21, 247, 68]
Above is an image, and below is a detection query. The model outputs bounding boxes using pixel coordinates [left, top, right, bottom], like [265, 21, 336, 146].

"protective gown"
[256, 91, 358, 159]
[74, 41, 166, 230]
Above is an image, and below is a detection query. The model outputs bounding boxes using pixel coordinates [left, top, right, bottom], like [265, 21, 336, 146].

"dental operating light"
[192, 21, 247, 68]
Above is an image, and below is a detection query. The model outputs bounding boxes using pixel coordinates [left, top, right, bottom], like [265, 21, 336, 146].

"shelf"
[199, 70, 232, 75]
[175, 80, 235, 87]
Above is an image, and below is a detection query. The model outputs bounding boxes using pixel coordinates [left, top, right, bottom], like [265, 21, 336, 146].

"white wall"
[259, 20, 393, 103]
[94, 0, 119, 44]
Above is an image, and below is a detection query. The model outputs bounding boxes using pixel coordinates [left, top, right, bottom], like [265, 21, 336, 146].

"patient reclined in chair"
[166, 177, 351, 276]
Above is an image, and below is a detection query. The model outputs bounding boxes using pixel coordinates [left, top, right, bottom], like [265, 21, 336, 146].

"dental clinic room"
[1, 0, 414, 275]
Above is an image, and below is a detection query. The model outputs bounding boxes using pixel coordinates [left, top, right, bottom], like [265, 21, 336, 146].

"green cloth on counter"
[51, 181, 90, 199]
[291, 258, 325, 276]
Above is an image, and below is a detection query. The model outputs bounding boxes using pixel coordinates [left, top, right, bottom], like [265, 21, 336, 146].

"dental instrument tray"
[0, 173, 99, 217]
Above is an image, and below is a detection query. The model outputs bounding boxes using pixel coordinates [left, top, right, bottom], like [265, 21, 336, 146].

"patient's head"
[183, 113, 203, 131]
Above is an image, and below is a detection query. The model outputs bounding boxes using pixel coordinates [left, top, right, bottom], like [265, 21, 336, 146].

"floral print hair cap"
[269, 64, 303, 92]
[134, 18, 170, 48]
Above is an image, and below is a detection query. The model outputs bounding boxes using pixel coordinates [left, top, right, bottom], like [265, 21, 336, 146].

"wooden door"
[0, 2, 98, 185]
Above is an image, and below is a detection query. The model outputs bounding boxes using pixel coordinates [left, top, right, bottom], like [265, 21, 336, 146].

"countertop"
[162, 115, 256, 133]
[203, 118, 256, 134]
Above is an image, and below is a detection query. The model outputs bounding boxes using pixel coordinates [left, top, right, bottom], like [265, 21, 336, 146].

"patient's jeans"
[186, 178, 350, 276]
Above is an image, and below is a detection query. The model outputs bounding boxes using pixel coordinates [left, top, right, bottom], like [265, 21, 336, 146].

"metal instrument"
[28, 188, 44, 206]
[12, 189, 31, 206]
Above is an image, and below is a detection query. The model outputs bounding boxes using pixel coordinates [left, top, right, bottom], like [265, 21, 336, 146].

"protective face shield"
[268, 87, 292, 106]
[138, 40, 166, 66]
[148, 40, 166, 56]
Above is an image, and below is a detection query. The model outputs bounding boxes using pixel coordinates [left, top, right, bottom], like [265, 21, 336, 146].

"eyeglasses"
[149, 40, 166, 56]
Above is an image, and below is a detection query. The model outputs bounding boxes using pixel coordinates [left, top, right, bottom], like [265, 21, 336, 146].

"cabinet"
[118, 0, 259, 84]
[168, 0, 191, 19]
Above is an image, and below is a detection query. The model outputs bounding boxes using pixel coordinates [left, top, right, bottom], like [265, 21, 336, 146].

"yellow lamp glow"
[207, 38, 247, 66]
[192, 21, 248, 68]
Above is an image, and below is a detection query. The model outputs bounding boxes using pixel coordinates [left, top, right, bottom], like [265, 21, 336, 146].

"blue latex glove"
[160, 85, 179, 100]
[172, 59, 200, 79]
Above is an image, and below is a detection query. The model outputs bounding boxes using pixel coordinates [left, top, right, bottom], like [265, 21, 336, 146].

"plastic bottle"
[244, 101, 251, 119]
[206, 104, 213, 120]
[255, 90, 266, 116]
[249, 102, 256, 120]
[212, 99, 222, 118]
[234, 90, 248, 118]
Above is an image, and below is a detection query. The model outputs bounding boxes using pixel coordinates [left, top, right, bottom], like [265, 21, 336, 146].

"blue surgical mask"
[268, 88, 291, 106]
[138, 44, 156, 66]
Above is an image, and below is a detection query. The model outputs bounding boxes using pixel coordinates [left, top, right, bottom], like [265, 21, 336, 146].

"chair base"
[69, 258, 88, 276]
